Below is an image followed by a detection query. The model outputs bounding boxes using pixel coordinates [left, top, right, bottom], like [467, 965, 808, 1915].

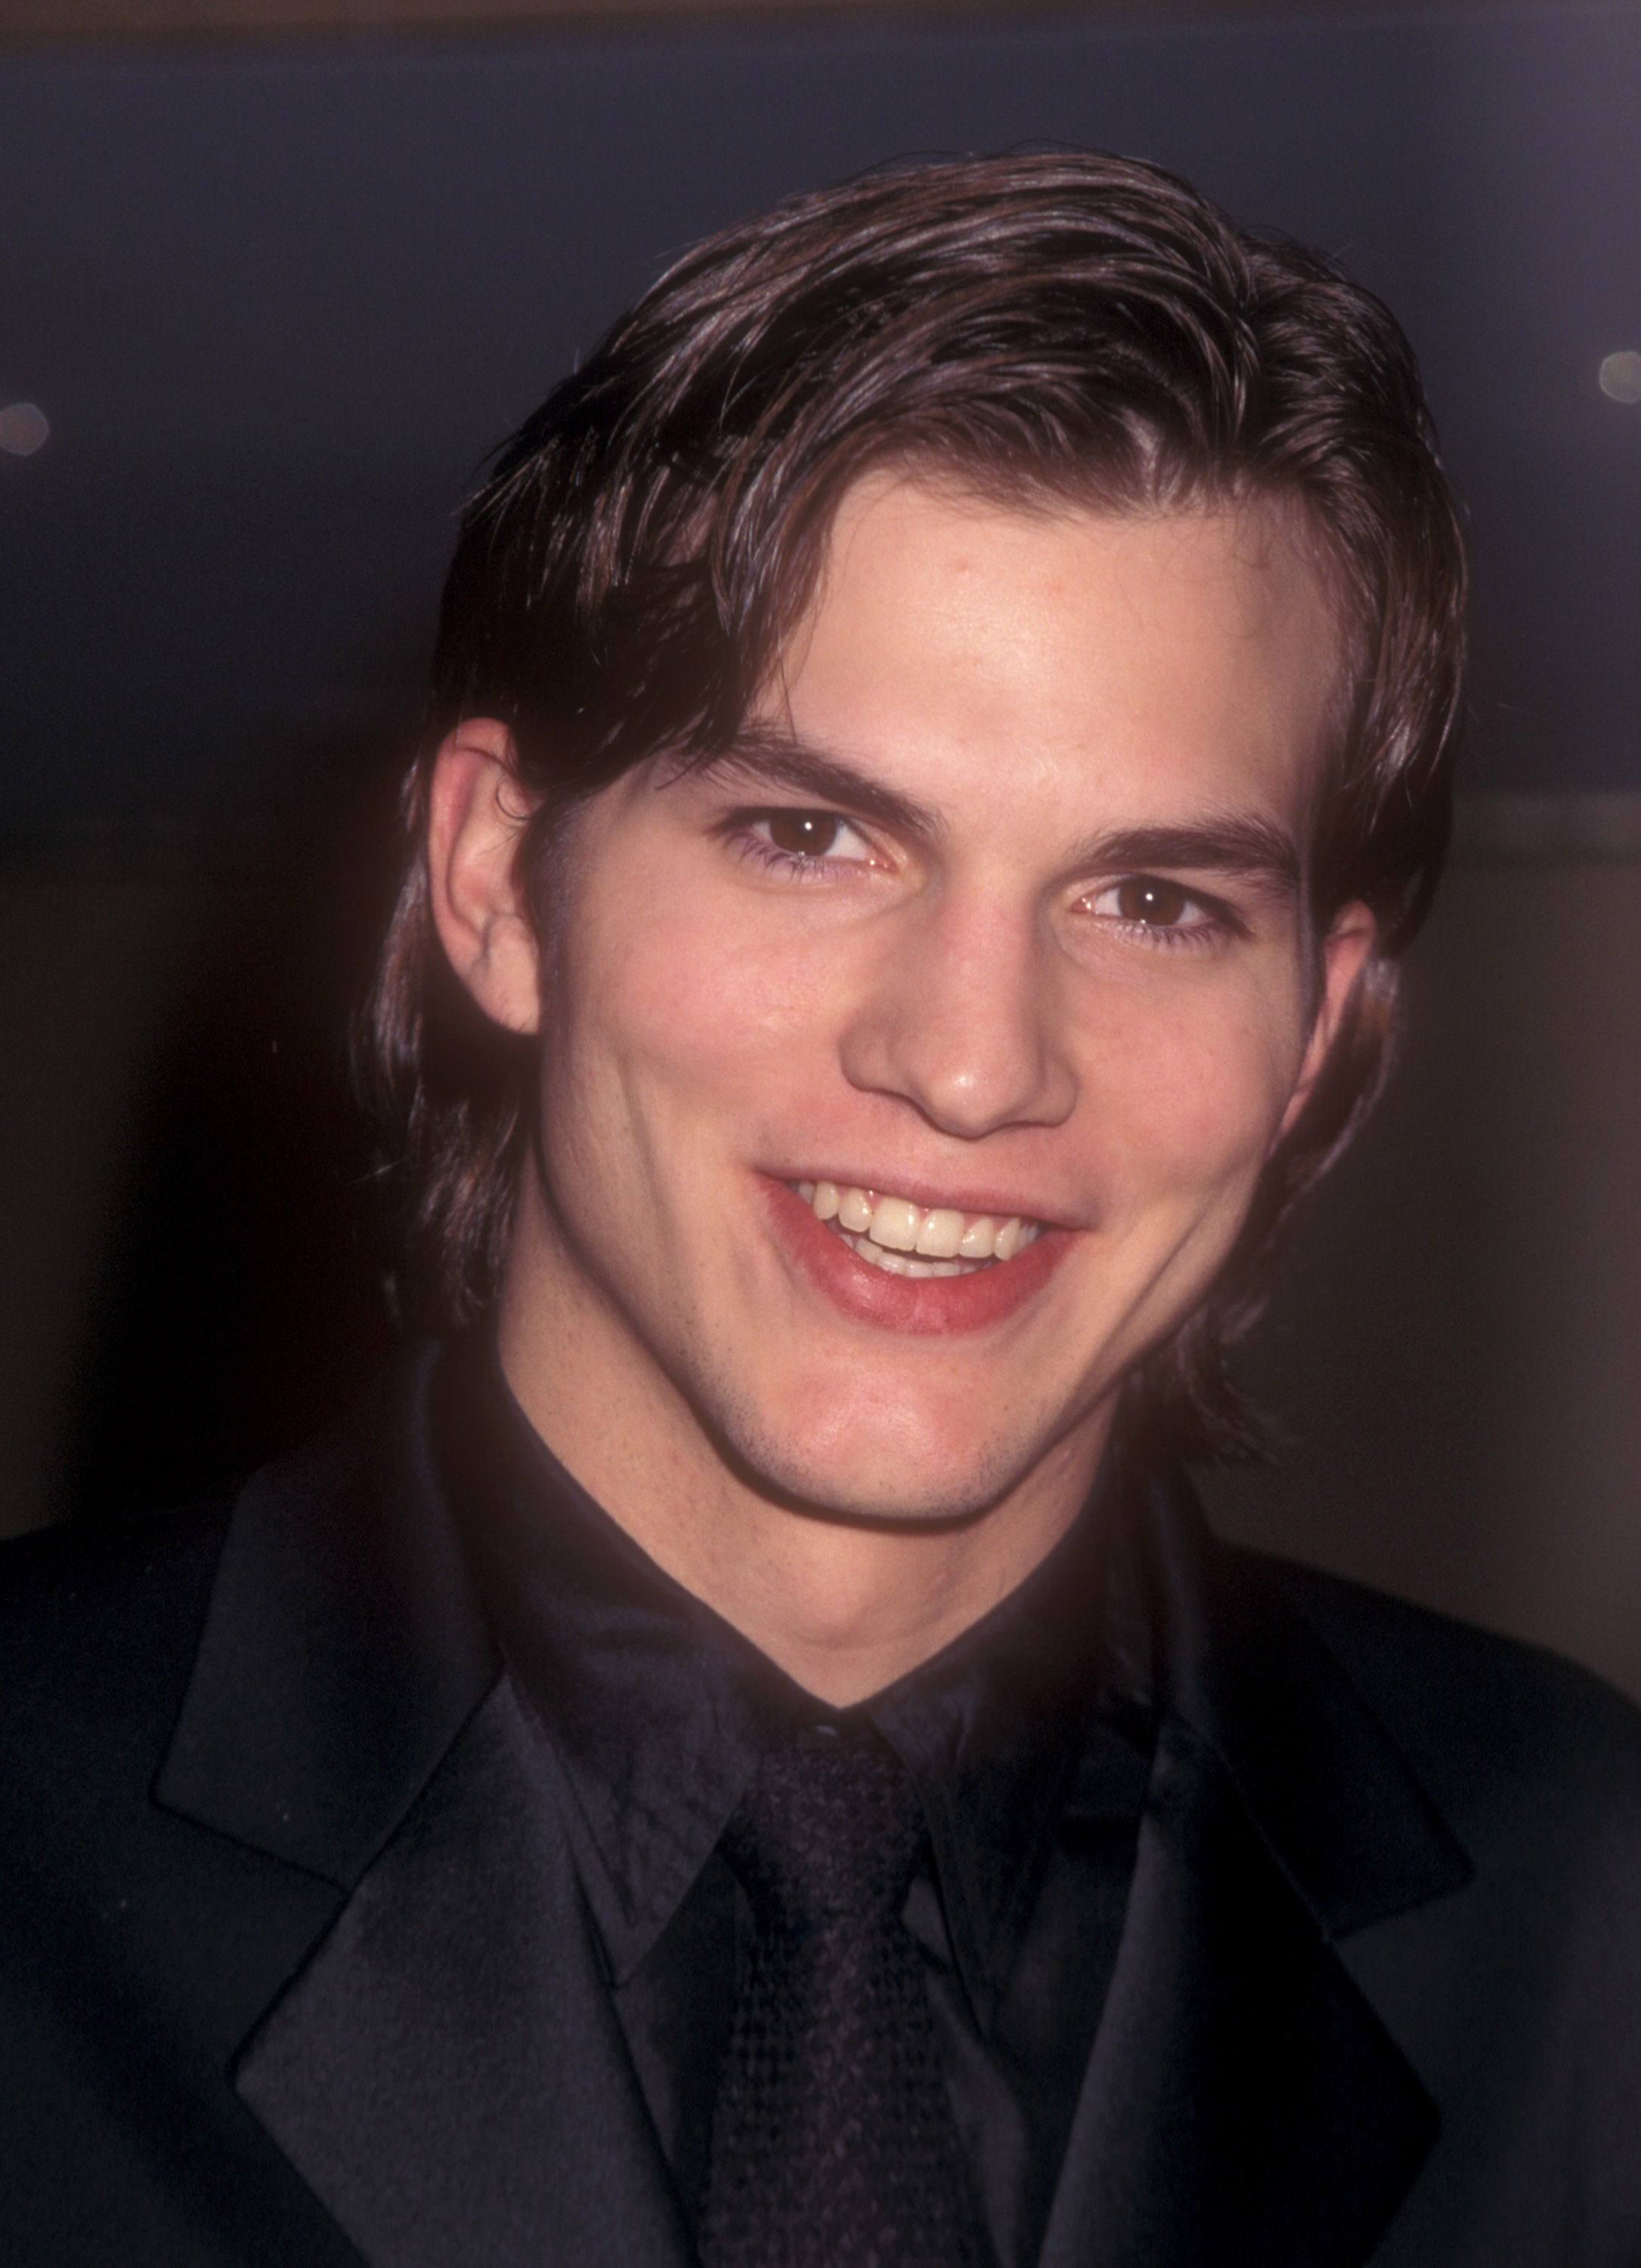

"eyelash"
[720, 810, 880, 881]
[1080, 881, 1241, 951]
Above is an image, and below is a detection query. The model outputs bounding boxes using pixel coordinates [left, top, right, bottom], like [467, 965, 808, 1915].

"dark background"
[2, 2, 1639, 1686]
[4, 3, 1639, 839]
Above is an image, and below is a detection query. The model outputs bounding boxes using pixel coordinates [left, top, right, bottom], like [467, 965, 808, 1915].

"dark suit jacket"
[5, 1347, 1641, 2267]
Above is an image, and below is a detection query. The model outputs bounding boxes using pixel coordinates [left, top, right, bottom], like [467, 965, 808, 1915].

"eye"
[765, 810, 849, 859]
[1112, 877, 1197, 927]
[729, 807, 879, 877]
[1082, 875, 1220, 940]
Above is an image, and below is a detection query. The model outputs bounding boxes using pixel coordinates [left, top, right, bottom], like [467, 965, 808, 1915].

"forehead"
[766, 472, 1344, 837]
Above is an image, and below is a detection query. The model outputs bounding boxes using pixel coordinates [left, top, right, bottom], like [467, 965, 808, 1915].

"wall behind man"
[1206, 817, 1641, 1701]
[2, 4, 1639, 1684]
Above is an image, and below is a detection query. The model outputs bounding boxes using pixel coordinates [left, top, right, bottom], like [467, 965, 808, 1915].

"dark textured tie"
[698, 1720, 986, 2268]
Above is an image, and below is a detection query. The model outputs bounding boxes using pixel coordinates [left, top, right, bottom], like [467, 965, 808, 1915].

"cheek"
[543, 866, 847, 1131]
[1091, 981, 1306, 1208]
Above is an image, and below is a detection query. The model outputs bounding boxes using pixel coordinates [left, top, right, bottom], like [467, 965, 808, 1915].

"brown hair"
[362, 150, 1466, 1461]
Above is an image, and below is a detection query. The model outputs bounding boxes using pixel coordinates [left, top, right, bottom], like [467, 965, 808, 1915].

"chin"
[708, 1390, 1047, 1528]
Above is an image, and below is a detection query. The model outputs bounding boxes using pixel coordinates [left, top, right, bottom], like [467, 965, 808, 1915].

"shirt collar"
[435, 1338, 1153, 2015]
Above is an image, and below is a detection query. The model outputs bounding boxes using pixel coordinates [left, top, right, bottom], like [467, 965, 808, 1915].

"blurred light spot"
[0, 401, 49, 456]
[1599, 352, 1641, 404]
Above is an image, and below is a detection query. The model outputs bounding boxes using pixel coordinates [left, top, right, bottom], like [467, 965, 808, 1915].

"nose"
[838, 889, 1077, 1139]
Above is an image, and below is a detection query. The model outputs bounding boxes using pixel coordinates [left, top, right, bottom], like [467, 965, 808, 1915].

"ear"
[1277, 901, 1379, 1139]
[426, 719, 542, 1036]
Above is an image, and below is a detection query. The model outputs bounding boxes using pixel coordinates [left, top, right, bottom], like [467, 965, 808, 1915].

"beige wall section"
[1202, 842, 1641, 1702]
[1, 829, 1639, 1696]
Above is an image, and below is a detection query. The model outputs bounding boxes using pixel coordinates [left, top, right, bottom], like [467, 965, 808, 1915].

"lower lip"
[763, 1179, 1071, 1337]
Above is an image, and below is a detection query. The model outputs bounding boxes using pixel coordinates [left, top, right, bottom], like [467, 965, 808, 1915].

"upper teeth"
[795, 1180, 1039, 1270]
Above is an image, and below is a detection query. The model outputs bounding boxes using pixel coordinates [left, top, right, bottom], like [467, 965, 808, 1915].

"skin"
[429, 472, 1375, 1703]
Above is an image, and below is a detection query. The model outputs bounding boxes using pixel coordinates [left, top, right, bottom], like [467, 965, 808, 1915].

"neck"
[496, 1210, 1108, 1708]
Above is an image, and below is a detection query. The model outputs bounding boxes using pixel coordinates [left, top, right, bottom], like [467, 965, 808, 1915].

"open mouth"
[791, 1179, 1045, 1280]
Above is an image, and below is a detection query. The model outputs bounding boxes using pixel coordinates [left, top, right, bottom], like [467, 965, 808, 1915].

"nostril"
[838, 957, 1075, 1138]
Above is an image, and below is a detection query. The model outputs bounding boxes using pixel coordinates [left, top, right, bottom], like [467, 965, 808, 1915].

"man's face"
[507, 473, 1367, 1525]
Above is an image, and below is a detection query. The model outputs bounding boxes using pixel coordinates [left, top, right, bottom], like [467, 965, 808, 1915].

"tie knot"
[723, 1722, 925, 1929]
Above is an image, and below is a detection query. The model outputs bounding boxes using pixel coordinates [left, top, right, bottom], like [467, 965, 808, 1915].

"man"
[4, 153, 1640, 2268]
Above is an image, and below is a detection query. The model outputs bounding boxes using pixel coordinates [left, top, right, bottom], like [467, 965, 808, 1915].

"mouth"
[791, 1179, 1045, 1279]
[767, 1174, 1067, 1337]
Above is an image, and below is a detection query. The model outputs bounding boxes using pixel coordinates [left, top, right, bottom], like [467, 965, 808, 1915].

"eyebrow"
[692, 730, 1300, 897]
[693, 728, 944, 842]
[1066, 820, 1302, 899]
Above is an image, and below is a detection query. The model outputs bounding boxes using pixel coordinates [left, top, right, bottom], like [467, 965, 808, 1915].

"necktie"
[698, 1720, 986, 2268]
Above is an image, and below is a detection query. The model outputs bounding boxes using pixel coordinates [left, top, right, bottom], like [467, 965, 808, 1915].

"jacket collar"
[231, 1675, 695, 2268]
[155, 1343, 694, 2266]
[156, 1345, 497, 1887]
[1037, 1467, 1471, 2268]
[1143, 1465, 1471, 1943]
[155, 1360, 1470, 2268]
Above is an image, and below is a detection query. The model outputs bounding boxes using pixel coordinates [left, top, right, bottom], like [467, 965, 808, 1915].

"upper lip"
[773, 1168, 1079, 1229]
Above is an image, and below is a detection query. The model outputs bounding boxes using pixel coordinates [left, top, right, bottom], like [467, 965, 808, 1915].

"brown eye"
[1114, 876, 1192, 927]
[766, 810, 842, 858]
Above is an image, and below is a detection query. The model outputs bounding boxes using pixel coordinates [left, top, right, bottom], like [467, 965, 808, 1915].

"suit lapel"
[156, 1348, 497, 1883]
[153, 1346, 692, 2268]
[1042, 1473, 1470, 2268]
[1041, 1718, 1441, 2268]
[233, 1678, 694, 2268]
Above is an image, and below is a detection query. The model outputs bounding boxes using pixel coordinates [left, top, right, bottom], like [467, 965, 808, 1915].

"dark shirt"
[435, 1345, 1157, 2268]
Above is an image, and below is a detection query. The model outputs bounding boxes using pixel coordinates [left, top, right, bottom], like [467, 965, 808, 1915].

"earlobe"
[425, 720, 543, 1036]
[1278, 902, 1379, 1139]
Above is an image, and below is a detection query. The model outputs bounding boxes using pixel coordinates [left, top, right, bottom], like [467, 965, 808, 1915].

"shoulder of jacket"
[1238, 1545, 1641, 1863]
[0, 1501, 234, 1742]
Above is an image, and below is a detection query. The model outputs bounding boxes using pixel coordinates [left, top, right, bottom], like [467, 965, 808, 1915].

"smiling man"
[6, 153, 1641, 2268]
[437, 478, 1367, 1701]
